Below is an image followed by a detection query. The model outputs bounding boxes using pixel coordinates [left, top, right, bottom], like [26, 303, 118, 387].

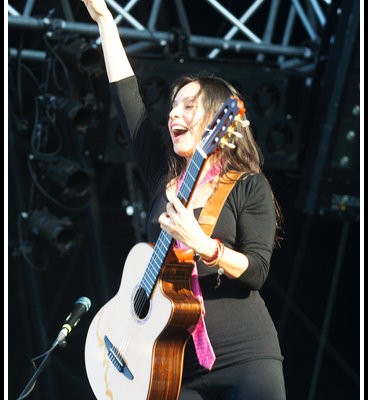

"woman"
[82, 1, 286, 399]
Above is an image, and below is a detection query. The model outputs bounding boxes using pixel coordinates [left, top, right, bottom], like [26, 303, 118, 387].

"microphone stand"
[16, 296, 90, 399]
[16, 339, 65, 400]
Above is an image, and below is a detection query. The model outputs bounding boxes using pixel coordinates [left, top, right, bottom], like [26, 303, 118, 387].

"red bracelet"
[202, 239, 223, 267]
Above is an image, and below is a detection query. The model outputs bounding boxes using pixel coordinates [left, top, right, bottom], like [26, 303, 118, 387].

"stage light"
[44, 156, 91, 200]
[29, 208, 76, 253]
[46, 93, 102, 135]
[53, 35, 103, 76]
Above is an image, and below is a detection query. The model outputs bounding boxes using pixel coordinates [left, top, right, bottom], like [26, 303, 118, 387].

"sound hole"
[133, 287, 150, 319]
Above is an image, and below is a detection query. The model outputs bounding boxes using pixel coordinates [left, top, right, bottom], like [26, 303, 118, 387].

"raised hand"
[81, 0, 111, 23]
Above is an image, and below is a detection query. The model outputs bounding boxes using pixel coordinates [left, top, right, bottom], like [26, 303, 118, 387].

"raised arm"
[82, 0, 134, 82]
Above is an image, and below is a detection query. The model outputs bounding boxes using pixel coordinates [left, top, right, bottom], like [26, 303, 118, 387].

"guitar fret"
[180, 180, 192, 196]
[142, 231, 172, 294]
[178, 152, 204, 200]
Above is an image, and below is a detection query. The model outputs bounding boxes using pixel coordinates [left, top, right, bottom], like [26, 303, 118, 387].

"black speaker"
[103, 56, 308, 170]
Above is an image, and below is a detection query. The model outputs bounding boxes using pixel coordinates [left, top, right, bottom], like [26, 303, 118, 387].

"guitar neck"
[141, 150, 206, 298]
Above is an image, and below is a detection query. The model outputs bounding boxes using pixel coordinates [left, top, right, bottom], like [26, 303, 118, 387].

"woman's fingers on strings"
[166, 201, 177, 215]
[171, 196, 189, 213]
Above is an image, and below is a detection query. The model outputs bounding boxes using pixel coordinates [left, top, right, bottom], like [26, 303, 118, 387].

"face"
[168, 81, 206, 161]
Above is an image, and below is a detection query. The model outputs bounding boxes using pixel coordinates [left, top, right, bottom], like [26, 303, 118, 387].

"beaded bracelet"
[201, 238, 220, 266]
[202, 238, 224, 267]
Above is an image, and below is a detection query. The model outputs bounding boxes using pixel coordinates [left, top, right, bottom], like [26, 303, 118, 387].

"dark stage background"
[7, 1, 361, 399]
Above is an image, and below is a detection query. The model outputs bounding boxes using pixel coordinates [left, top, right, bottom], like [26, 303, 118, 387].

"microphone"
[54, 296, 91, 346]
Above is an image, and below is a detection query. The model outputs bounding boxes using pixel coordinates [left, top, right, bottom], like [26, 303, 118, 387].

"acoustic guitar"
[85, 96, 245, 400]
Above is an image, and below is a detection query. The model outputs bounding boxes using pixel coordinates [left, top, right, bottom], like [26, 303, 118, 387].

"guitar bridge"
[104, 335, 134, 380]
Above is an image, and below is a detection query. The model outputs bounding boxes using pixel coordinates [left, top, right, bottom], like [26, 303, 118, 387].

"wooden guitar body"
[85, 242, 201, 400]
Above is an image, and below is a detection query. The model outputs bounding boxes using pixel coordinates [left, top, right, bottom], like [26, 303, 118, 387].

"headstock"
[200, 97, 246, 156]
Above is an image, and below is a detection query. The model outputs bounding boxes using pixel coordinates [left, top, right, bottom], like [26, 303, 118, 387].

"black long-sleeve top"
[110, 76, 283, 379]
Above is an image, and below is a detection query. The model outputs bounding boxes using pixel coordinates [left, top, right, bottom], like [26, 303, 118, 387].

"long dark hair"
[166, 72, 283, 247]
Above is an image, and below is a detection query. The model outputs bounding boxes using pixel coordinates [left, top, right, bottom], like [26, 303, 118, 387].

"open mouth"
[172, 127, 189, 138]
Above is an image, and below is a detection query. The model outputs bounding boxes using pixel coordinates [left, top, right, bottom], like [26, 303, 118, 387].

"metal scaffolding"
[8, 0, 331, 69]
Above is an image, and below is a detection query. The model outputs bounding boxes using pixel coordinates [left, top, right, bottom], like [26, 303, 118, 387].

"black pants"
[178, 359, 286, 400]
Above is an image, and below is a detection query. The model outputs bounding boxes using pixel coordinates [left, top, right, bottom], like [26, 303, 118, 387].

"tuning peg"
[237, 119, 250, 127]
[219, 138, 236, 149]
[233, 114, 250, 127]
[227, 128, 242, 138]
